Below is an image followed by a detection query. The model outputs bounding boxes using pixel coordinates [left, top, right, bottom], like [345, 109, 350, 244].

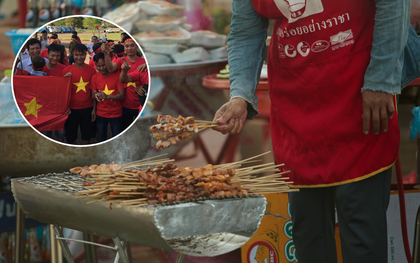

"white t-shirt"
[40, 37, 49, 50]
[102, 32, 106, 41]
[15, 57, 49, 74]
[86, 42, 94, 53]
[20, 50, 30, 62]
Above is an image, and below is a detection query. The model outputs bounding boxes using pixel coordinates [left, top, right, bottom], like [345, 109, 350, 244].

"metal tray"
[12, 174, 266, 256]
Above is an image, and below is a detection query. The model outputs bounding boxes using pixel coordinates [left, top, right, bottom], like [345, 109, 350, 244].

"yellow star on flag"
[73, 76, 89, 93]
[127, 82, 136, 87]
[24, 97, 42, 118]
[102, 84, 114, 101]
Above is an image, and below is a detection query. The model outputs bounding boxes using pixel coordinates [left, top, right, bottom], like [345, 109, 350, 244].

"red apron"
[251, 0, 400, 187]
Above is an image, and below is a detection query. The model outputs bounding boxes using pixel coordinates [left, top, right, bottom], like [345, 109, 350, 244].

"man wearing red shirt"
[104, 35, 148, 129]
[61, 44, 97, 145]
[91, 53, 125, 142]
[40, 36, 59, 59]
[119, 58, 149, 111]
[43, 44, 66, 77]
[40, 44, 70, 142]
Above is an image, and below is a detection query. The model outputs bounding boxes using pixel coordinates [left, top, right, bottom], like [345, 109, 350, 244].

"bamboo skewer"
[122, 153, 168, 166]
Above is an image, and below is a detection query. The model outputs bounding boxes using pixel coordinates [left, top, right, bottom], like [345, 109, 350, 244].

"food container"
[133, 25, 191, 45]
[171, 47, 210, 63]
[144, 52, 173, 65]
[189, 30, 227, 48]
[137, 1, 185, 16]
[142, 43, 183, 55]
[103, 3, 145, 26]
[134, 16, 187, 32]
[209, 46, 228, 60]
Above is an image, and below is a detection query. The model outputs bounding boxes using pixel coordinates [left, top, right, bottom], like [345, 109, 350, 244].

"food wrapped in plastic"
[103, 3, 145, 26]
[142, 43, 183, 55]
[209, 46, 228, 60]
[171, 47, 210, 63]
[137, 1, 185, 16]
[144, 52, 173, 65]
[135, 16, 187, 32]
[120, 22, 134, 34]
[189, 30, 227, 48]
[133, 25, 191, 45]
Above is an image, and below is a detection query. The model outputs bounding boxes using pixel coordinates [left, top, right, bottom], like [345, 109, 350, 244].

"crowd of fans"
[14, 30, 149, 145]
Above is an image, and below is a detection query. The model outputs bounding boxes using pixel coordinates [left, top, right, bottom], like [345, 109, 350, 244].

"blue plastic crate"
[4, 29, 34, 55]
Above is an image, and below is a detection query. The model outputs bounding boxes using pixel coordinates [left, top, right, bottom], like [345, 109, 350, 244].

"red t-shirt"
[90, 71, 125, 118]
[61, 64, 97, 109]
[89, 53, 119, 69]
[43, 63, 66, 76]
[89, 56, 96, 68]
[40, 49, 48, 59]
[115, 57, 147, 109]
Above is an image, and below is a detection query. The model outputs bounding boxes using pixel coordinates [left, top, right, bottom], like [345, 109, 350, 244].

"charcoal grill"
[12, 173, 266, 262]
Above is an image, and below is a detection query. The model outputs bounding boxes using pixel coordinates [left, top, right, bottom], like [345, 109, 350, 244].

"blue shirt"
[30, 70, 47, 76]
[228, 0, 420, 119]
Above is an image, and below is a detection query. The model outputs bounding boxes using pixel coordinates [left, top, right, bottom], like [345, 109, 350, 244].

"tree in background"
[65, 17, 84, 29]
[83, 17, 102, 35]
[51, 20, 66, 27]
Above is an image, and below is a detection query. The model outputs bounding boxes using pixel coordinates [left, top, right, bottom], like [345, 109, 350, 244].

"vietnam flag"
[13, 76, 71, 131]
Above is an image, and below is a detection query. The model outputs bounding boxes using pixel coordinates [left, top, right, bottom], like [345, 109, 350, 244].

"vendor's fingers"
[362, 105, 371, 135]
[380, 106, 388, 133]
[371, 107, 380, 135]
[230, 118, 241, 134]
[123, 57, 128, 63]
[387, 99, 395, 119]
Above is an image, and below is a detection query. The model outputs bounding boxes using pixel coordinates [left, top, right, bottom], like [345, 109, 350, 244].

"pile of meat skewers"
[70, 152, 297, 208]
[150, 115, 219, 150]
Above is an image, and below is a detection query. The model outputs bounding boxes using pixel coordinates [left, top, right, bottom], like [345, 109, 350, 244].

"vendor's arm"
[213, 0, 269, 134]
[103, 43, 118, 72]
[361, 0, 411, 135]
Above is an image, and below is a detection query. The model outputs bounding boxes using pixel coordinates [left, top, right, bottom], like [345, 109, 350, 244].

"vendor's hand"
[65, 108, 71, 115]
[362, 90, 395, 135]
[121, 58, 131, 72]
[96, 91, 108, 101]
[212, 97, 248, 135]
[137, 63, 147, 72]
[63, 72, 72, 77]
[134, 86, 146, 96]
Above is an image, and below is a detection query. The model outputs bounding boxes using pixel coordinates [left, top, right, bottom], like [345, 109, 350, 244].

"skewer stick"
[216, 151, 272, 169]
[235, 162, 276, 171]
[91, 189, 110, 196]
[195, 120, 218, 124]
[122, 154, 168, 166]
[121, 198, 148, 203]
[235, 164, 285, 177]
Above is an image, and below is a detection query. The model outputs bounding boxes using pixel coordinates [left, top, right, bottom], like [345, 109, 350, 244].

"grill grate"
[17, 173, 87, 193]
[17, 173, 264, 207]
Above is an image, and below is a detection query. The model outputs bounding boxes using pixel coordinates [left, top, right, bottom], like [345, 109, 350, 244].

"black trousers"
[288, 168, 392, 263]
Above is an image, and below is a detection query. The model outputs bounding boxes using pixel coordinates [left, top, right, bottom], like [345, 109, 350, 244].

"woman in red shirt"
[91, 52, 125, 142]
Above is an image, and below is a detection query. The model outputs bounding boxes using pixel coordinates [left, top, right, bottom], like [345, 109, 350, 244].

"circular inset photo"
[11, 15, 150, 146]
